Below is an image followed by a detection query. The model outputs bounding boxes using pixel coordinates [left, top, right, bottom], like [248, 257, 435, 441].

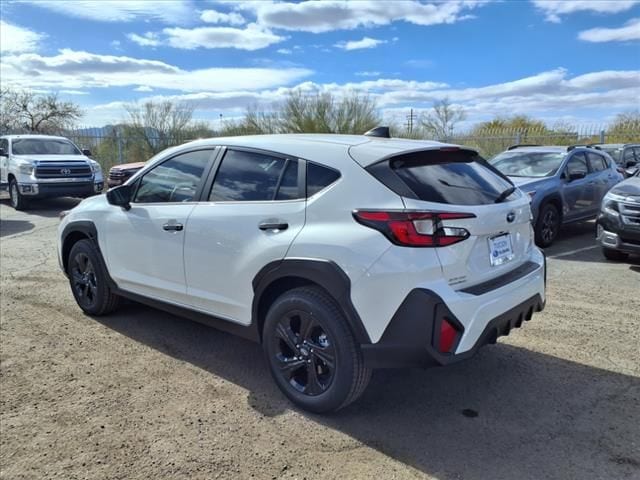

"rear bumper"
[362, 292, 544, 368]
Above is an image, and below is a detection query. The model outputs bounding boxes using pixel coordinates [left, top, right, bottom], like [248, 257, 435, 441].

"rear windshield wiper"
[494, 186, 516, 203]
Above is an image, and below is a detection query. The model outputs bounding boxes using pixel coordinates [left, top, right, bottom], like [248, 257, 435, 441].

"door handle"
[163, 223, 184, 231]
[259, 222, 288, 231]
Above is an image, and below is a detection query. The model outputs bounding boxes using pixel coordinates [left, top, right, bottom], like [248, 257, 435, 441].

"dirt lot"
[1, 196, 639, 480]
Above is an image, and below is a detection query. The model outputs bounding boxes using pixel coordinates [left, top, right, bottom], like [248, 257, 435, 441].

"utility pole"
[405, 108, 417, 134]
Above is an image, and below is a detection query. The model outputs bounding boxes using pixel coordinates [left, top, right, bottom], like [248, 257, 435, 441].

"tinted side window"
[624, 148, 636, 162]
[134, 150, 212, 203]
[275, 160, 301, 200]
[566, 153, 589, 176]
[210, 149, 286, 201]
[0, 139, 7, 153]
[307, 163, 340, 197]
[587, 152, 606, 172]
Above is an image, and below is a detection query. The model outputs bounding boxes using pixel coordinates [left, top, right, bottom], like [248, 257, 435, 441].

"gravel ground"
[1, 196, 639, 480]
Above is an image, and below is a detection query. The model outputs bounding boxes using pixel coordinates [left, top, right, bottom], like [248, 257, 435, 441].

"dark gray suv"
[491, 145, 624, 247]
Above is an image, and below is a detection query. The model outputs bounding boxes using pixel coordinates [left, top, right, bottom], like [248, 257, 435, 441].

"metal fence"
[9, 124, 640, 172]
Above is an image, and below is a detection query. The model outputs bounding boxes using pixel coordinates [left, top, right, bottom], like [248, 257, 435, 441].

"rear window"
[307, 162, 340, 197]
[388, 150, 514, 205]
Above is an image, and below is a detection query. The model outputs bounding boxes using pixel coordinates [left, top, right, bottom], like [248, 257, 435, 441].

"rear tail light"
[352, 210, 475, 247]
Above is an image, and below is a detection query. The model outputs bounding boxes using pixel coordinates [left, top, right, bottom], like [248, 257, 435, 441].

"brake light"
[352, 210, 475, 247]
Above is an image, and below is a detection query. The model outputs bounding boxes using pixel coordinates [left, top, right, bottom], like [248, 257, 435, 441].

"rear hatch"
[360, 147, 534, 290]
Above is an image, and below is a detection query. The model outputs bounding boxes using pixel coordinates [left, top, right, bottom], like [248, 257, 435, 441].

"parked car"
[0, 134, 104, 210]
[107, 161, 145, 187]
[597, 168, 640, 261]
[58, 133, 546, 413]
[490, 145, 623, 247]
[590, 143, 640, 176]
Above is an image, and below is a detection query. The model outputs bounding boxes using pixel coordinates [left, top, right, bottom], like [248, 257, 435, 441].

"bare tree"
[420, 98, 466, 140]
[124, 100, 196, 154]
[0, 88, 82, 133]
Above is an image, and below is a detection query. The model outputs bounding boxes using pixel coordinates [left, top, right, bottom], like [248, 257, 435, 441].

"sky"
[1, 0, 639, 130]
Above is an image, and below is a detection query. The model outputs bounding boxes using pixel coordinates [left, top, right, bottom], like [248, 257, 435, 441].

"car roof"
[592, 143, 639, 148]
[181, 134, 473, 167]
[1, 134, 70, 141]
[501, 146, 568, 154]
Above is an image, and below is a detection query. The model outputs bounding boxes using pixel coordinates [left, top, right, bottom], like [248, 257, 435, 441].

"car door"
[586, 151, 616, 205]
[183, 148, 306, 324]
[0, 138, 9, 185]
[102, 148, 216, 305]
[561, 152, 596, 221]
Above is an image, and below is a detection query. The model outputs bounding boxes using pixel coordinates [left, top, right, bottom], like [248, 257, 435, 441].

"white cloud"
[0, 49, 313, 92]
[130, 24, 286, 50]
[0, 20, 43, 53]
[277, 48, 293, 54]
[83, 69, 639, 127]
[134, 86, 154, 92]
[21, 0, 194, 24]
[239, 0, 489, 33]
[200, 9, 246, 25]
[60, 90, 89, 95]
[127, 32, 162, 47]
[578, 18, 640, 43]
[531, 0, 640, 23]
[335, 37, 387, 50]
[355, 71, 382, 77]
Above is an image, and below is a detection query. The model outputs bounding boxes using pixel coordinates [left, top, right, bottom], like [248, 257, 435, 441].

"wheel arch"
[252, 259, 371, 345]
[537, 193, 564, 222]
[61, 221, 99, 272]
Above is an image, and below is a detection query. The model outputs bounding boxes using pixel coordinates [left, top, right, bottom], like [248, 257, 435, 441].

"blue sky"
[1, 0, 639, 129]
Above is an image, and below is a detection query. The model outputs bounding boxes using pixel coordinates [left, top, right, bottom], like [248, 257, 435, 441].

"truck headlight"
[18, 163, 35, 176]
[89, 160, 102, 174]
[601, 192, 623, 217]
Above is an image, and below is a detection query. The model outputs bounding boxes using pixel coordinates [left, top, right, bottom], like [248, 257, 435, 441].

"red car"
[107, 162, 145, 187]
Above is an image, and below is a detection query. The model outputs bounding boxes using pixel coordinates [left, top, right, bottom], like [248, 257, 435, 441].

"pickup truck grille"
[620, 199, 640, 227]
[35, 162, 92, 179]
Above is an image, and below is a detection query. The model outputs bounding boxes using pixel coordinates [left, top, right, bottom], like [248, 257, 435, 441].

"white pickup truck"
[0, 134, 104, 210]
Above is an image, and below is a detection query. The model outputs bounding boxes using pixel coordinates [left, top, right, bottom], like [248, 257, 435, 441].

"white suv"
[58, 133, 546, 412]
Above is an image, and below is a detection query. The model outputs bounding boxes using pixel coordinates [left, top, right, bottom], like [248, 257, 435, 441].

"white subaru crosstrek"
[58, 131, 546, 412]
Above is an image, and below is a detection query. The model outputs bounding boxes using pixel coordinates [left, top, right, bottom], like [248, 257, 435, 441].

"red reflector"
[439, 318, 458, 353]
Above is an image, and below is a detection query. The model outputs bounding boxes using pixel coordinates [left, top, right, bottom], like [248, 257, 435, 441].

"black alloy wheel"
[70, 252, 99, 311]
[272, 309, 336, 396]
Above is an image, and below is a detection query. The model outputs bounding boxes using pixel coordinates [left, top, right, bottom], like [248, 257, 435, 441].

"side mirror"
[568, 171, 586, 182]
[82, 149, 92, 157]
[0, 148, 6, 157]
[106, 184, 132, 210]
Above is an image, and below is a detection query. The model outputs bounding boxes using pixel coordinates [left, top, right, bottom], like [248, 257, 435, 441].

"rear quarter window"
[307, 162, 340, 197]
[386, 149, 514, 205]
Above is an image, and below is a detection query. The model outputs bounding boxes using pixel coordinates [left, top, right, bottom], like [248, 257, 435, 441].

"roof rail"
[364, 126, 391, 138]
[507, 144, 540, 150]
[566, 144, 592, 151]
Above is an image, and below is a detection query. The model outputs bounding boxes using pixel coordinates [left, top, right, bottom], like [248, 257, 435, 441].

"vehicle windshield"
[12, 138, 81, 155]
[597, 147, 622, 163]
[490, 151, 565, 177]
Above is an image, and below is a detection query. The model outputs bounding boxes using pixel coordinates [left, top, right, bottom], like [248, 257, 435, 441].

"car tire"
[9, 178, 29, 211]
[535, 203, 561, 248]
[67, 239, 121, 315]
[263, 286, 371, 413]
[602, 247, 628, 261]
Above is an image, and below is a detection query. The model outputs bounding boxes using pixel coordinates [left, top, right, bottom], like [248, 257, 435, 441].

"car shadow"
[93, 304, 640, 480]
[0, 218, 35, 237]
[0, 197, 81, 218]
